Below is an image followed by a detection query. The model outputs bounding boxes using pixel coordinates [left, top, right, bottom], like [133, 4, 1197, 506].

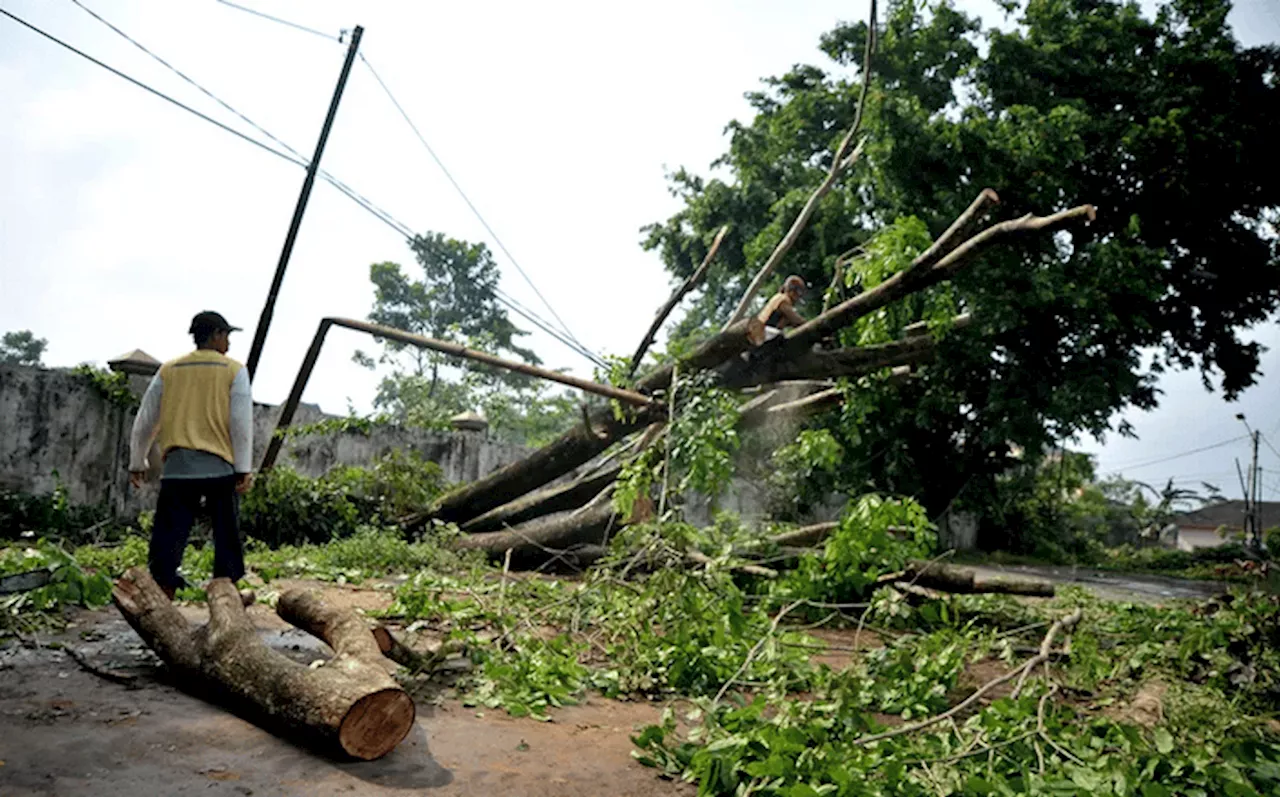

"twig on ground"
[852, 609, 1082, 747]
[50, 642, 139, 686]
[713, 599, 806, 705]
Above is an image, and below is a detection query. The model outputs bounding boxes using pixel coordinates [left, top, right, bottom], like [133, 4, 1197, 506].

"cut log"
[112, 568, 414, 760]
[903, 560, 1055, 597]
[461, 464, 623, 534]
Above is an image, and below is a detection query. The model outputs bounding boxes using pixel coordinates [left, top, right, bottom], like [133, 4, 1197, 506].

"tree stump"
[112, 568, 415, 760]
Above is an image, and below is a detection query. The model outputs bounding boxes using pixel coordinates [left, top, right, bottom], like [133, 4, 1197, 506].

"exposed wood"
[628, 225, 729, 378]
[724, 0, 878, 328]
[113, 568, 414, 761]
[461, 464, 623, 534]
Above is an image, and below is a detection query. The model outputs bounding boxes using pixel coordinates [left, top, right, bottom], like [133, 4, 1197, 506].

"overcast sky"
[1, 0, 1277, 497]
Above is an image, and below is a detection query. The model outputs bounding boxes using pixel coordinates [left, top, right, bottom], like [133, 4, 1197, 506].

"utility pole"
[245, 25, 364, 381]
[1251, 432, 1261, 547]
[1237, 413, 1262, 549]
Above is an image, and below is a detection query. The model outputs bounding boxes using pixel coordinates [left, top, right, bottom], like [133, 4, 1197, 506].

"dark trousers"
[148, 476, 244, 590]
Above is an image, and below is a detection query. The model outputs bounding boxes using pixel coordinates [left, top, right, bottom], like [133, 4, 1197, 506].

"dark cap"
[189, 311, 242, 335]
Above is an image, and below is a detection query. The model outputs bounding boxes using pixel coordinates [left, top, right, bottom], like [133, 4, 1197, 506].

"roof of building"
[107, 349, 161, 375]
[1172, 500, 1280, 530]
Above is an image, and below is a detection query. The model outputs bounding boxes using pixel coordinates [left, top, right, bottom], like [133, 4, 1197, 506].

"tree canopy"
[0, 330, 47, 367]
[355, 233, 577, 446]
[642, 0, 1279, 544]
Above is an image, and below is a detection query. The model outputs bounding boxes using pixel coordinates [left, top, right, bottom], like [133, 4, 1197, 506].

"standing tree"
[641, 0, 1280, 547]
[0, 330, 47, 366]
[355, 233, 576, 445]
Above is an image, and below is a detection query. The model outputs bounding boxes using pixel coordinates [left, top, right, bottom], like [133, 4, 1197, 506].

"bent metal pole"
[259, 317, 653, 470]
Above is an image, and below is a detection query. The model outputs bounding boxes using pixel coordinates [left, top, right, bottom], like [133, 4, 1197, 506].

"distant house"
[1167, 500, 1280, 551]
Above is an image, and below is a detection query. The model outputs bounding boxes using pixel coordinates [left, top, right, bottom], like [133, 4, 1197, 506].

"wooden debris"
[113, 569, 415, 760]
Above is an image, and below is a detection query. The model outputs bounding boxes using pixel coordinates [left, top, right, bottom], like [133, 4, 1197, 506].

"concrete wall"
[0, 364, 529, 518]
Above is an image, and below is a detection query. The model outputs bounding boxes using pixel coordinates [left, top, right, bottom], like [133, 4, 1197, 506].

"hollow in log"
[112, 568, 415, 760]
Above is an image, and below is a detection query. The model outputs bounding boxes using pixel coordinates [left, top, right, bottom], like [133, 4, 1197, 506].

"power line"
[8, 3, 604, 368]
[1261, 433, 1280, 464]
[208, 0, 601, 366]
[357, 54, 603, 367]
[0, 5, 306, 168]
[214, 0, 340, 43]
[1106, 435, 1248, 472]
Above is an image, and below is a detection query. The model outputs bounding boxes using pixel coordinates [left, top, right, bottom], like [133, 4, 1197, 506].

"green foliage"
[240, 452, 446, 546]
[775, 494, 935, 604]
[767, 429, 845, 517]
[71, 364, 139, 410]
[0, 478, 116, 543]
[669, 373, 743, 499]
[0, 329, 47, 366]
[643, 0, 1280, 547]
[1, 540, 113, 636]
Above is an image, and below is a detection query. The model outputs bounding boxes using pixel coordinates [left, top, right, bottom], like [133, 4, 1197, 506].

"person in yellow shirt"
[129, 311, 253, 599]
[756, 275, 808, 339]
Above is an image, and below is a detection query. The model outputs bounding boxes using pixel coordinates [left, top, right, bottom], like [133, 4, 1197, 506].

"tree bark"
[452, 499, 618, 562]
[425, 318, 763, 526]
[112, 568, 415, 761]
[905, 560, 1055, 597]
[460, 464, 623, 534]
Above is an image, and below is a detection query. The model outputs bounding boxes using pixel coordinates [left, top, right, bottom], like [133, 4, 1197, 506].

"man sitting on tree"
[756, 275, 807, 339]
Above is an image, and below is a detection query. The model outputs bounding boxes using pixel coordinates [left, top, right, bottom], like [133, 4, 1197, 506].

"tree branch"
[628, 225, 729, 378]
[722, 0, 878, 329]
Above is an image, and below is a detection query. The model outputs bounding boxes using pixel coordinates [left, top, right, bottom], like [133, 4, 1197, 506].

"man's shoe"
[239, 589, 256, 607]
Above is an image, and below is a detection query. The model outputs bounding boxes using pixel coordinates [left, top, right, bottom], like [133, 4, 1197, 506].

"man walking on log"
[128, 311, 253, 600]
[757, 275, 807, 339]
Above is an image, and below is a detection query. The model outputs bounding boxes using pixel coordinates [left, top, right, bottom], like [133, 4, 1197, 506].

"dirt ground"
[0, 581, 692, 797]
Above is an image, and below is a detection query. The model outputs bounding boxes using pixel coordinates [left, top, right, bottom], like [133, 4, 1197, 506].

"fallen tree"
[112, 569, 415, 760]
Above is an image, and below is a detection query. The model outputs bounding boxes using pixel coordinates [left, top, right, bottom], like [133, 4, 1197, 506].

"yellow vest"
[156, 349, 242, 465]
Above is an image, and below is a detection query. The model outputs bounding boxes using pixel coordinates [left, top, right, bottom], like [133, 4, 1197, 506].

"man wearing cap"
[756, 275, 808, 338]
[128, 311, 253, 600]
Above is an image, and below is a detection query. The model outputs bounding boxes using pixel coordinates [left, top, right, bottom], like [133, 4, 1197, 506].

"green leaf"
[1154, 728, 1174, 755]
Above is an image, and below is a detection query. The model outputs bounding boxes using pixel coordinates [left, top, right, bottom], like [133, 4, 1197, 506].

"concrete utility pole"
[246, 26, 364, 381]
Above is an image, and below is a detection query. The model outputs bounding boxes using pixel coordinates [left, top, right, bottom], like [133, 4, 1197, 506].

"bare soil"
[0, 581, 691, 797]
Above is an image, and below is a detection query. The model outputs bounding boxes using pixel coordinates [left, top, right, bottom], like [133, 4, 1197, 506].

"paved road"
[966, 563, 1231, 603]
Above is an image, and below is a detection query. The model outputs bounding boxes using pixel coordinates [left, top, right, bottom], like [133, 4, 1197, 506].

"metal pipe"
[259, 317, 653, 471]
[246, 26, 363, 380]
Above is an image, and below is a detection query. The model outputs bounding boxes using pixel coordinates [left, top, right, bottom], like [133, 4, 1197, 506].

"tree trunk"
[905, 560, 1054, 597]
[112, 568, 415, 761]
[460, 464, 623, 534]
[453, 499, 618, 562]
[425, 318, 764, 526]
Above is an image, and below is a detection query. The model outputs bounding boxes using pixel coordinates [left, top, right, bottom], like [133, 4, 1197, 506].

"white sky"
[1, 0, 1278, 497]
